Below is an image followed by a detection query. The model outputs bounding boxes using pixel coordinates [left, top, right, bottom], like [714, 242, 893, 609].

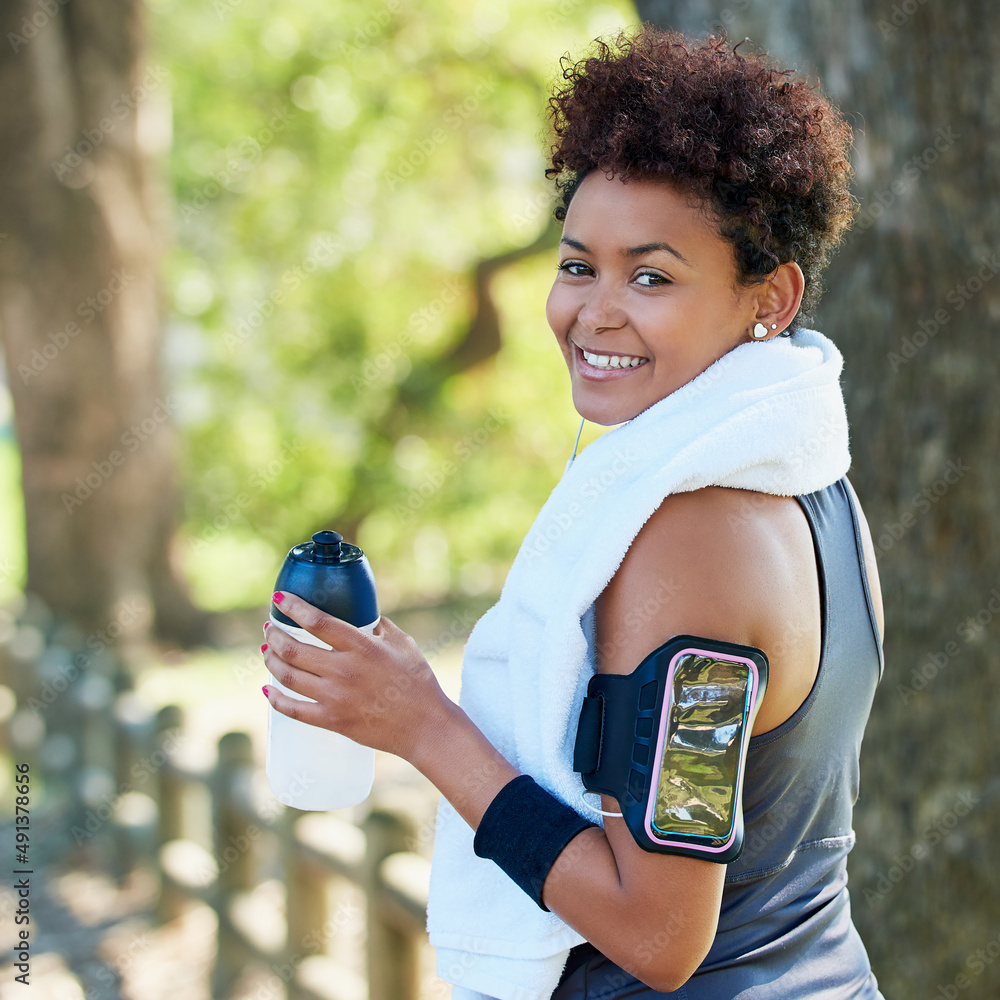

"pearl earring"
[752, 322, 768, 339]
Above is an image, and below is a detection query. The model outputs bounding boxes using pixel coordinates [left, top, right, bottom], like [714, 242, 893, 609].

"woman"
[261, 25, 886, 999]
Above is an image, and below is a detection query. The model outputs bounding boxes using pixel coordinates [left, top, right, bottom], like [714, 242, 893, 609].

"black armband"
[473, 774, 598, 910]
[574, 634, 768, 862]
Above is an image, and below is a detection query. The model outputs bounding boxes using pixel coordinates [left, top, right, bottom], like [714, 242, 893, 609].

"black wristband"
[473, 774, 598, 911]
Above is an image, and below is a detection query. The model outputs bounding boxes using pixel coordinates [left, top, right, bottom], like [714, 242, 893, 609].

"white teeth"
[581, 347, 647, 369]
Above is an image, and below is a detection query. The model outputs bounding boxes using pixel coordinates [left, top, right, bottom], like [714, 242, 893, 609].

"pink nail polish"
[263, 621, 270, 632]
[261, 643, 268, 653]
[262, 685, 269, 697]
[272, 592, 284, 604]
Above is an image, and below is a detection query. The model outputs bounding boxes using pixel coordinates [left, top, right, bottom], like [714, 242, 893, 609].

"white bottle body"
[265, 614, 378, 810]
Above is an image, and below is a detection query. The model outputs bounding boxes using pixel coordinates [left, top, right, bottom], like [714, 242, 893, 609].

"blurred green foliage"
[144, 0, 635, 612]
[0, 437, 24, 606]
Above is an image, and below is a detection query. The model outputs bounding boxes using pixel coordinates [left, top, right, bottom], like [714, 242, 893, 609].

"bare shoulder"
[597, 485, 819, 653]
[595, 486, 822, 735]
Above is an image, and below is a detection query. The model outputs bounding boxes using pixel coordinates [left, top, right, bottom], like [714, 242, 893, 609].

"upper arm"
[589, 487, 779, 986]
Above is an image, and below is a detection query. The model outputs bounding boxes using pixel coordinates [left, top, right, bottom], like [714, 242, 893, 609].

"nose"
[576, 276, 627, 335]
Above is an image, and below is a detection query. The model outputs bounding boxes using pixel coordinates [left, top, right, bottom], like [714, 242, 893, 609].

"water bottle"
[266, 530, 379, 810]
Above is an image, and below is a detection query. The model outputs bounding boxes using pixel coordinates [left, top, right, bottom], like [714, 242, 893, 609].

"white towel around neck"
[426, 328, 852, 1000]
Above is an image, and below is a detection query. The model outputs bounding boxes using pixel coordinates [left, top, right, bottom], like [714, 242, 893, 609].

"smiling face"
[546, 170, 765, 426]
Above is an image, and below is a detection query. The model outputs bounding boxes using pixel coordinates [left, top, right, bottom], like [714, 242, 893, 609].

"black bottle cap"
[311, 530, 343, 561]
[271, 528, 378, 628]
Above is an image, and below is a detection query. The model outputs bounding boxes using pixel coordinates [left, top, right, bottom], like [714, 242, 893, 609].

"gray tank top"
[552, 476, 885, 999]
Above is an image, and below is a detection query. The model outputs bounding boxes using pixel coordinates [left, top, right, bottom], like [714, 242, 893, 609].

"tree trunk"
[0, 0, 211, 646]
[629, 2, 998, 993]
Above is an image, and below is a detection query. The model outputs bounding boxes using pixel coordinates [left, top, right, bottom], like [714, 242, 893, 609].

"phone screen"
[650, 653, 752, 842]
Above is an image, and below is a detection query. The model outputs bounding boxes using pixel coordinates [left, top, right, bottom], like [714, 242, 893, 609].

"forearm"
[408, 696, 521, 830]
[542, 822, 718, 987]
[409, 699, 620, 909]
[408, 697, 712, 987]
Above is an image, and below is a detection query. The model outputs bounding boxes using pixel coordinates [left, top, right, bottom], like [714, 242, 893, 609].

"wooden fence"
[0, 598, 434, 1000]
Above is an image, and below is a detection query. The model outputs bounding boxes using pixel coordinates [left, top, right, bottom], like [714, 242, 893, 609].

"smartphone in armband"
[573, 634, 768, 862]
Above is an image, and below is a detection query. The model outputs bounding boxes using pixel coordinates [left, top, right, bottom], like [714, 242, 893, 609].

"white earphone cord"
[581, 788, 623, 817]
[569, 417, 585, 465]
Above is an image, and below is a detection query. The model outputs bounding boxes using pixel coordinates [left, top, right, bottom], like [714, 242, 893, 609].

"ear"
[751, 261, 805, 337]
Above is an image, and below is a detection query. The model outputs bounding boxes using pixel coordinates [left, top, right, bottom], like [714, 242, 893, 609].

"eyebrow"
[559, 235, 691, 266]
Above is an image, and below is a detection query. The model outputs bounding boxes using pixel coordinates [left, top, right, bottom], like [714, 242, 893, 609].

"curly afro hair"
[544, 24, 857, 327]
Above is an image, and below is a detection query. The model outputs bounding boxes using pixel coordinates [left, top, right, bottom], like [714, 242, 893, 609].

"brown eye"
[635, 271, 670, 286]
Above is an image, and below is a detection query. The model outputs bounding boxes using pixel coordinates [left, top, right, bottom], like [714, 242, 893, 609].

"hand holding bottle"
[262, 591, 451, 772]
